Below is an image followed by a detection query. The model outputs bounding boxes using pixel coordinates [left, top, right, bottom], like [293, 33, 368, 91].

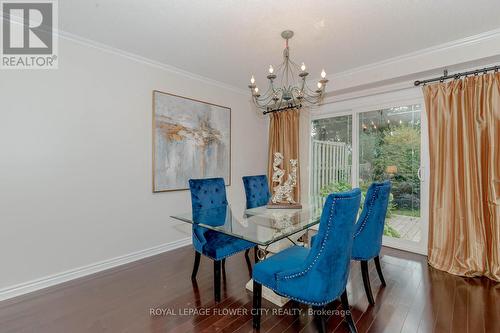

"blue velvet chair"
[242, 175, 271, 209]
[188, 178, 255, 302]
[242, 175, 271, 262]
[252, 189, 361, 333]
[352, 181, 391, 305]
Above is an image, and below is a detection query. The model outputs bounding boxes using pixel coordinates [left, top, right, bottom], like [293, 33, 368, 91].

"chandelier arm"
[276, 57, 286, 73]
[301, 90, 316, 99]
[251, 93, 271, 106]
[303, 78, 315, 91]
[302, 94, 322, 103]
[288, 58, 302, 70]
[302, 85, 321, 97]
[278, 64, 285, 92]
[299, 77, 306, 95]
[251, 97, 267, 110]
[254, 86, 284, 108]
[275, 59, 286, 90]
[284, 59, 289, 89]
[303, 79, 325, 97]
[253, 94, 273, 106]
[290, 86, 303, 101]
[288, 63, 298, 88]
[254, 95, 276, 106]
[262, 81, 274, 98]
[259, 81, 277, 100]
[301, 83, 323, 98]
[249, 82, 274, 104]
[302, 92, 323, 101]
[301, 93, 324, 105]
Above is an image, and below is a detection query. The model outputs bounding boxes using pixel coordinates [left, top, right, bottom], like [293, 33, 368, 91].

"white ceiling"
[60, 0, 500, 89]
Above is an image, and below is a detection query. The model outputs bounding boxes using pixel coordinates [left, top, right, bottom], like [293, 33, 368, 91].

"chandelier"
[248, 30, 328, 115]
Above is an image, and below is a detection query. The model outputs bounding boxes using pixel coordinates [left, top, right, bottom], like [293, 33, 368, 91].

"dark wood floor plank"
[0, 246, 498, 333]
[379, 258, 427, 333]
[449, 275, 468, 333]
[483, 278, 500, 333]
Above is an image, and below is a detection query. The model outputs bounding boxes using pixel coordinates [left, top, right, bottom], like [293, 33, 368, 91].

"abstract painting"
[152, 91, 231, 192]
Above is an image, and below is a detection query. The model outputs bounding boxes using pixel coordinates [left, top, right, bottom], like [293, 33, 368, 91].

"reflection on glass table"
[171, 205, 321, 247]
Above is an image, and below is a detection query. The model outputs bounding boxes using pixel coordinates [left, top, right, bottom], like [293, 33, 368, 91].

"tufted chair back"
[188, 178, 228, 252]
[189, 178, 228, 211]
[352, 181, 392, 260]
[242, 175, 271, 209]
[276, 189, 361, 304]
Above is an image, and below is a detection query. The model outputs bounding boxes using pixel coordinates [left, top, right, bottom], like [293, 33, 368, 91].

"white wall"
[0, 37, 267, 295]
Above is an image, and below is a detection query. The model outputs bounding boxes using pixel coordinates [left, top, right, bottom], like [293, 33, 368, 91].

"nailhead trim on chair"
[197, 244, 255, 261]
[266, 196, 354, 305]
[353, 186, 380, 238]
[280, 198, 354, 280]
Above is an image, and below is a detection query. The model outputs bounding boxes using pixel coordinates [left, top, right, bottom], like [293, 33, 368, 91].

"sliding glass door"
[310, 101, 428, 254]
[358, 104, 423, 246]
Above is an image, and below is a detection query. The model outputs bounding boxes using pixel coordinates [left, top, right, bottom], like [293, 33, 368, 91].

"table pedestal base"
[245, 279, 289, 307]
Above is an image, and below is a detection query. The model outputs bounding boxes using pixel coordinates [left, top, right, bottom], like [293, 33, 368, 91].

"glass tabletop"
[171, 205, 321, 246]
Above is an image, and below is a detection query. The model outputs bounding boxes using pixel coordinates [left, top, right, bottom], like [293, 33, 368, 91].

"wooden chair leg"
[341, 290, 358, 333]
[312, 306, 327, 333]
[222, 258, 226, 271]
[374, 256, 386, 286]
[191, 252, 201, 280]
[252, 281, 262, 329]
[214, 260, 221, 303]
[361, 260, 375, 305]
[244, 249, 252, 277]
[254, 246, 260, 264]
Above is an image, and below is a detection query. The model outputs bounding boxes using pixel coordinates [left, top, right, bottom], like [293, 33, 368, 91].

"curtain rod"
[262, 104, 302, 115]
[414, 65, 500, 86]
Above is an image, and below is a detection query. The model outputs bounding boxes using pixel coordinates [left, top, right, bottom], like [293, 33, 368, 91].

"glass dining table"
[171, 204, 321, 306]
[171, 204, 321, 248]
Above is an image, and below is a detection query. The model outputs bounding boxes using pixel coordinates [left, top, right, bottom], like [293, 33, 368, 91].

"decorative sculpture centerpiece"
[268, 152, 302, 209]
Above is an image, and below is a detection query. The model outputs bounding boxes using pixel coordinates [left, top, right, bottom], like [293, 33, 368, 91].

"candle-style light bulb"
[317, 82, 322, 89]
[321, 69, 326, 78]
[254, 87, 259, 93]
[250, 75, 255, 84]
[269, 65, 274, 74]
[301, 62, 306, 71]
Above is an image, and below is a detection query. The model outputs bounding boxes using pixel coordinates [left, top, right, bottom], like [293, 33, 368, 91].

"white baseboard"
[382, 237, 428, 256]
[0, 237, 192, 302]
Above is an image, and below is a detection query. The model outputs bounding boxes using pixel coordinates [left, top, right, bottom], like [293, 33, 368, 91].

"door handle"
[418, 167, 423, 182]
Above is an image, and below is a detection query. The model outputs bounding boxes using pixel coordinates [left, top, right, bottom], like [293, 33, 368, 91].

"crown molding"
[330, 28, 500, 81]
[323, 81, 413, 104]
[57, 30, 248, 96]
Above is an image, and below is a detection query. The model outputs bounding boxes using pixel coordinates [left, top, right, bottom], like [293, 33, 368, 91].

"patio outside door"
[357, 104, 427, 253]
[311, 101, 428, 254]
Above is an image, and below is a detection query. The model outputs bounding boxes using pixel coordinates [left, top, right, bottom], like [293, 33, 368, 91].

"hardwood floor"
[0, 246, 498, 333]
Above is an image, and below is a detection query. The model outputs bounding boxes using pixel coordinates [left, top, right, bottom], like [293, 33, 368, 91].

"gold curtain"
[423, 72, 500, 281]
[267, 109, 301, 202]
